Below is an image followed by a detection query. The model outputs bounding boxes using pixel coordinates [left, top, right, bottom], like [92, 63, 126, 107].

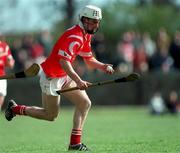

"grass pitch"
[0, 106, 180, 153]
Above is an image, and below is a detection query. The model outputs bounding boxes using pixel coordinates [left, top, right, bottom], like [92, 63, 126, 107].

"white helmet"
[79, 5, 102, 21]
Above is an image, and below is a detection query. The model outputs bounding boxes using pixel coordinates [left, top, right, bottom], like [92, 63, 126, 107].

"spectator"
[156, 27, 170, 56]
[30, 40, 45, 65]
[117, 31, 135, 73]
[10, 38, 24, 71]
[142, 32, 156, 59]
[38, 30, 53, 57]
[149, 92, 165, 115]
[133, 32, 148, 73]
[149, 50, 173, 72]
[149, 28, 172, 72]
[169, 30, 180, 70]
[92, 33, 112, 73]
[165, 90, 180, 115]
[92, 33, 109, 63]
[22, 34, 45, 68]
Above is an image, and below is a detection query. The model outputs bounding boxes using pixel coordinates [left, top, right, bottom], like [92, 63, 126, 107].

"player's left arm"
[84, 57, 114, 74]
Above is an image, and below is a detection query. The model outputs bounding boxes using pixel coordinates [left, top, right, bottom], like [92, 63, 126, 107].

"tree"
[66, 0, 74, 27]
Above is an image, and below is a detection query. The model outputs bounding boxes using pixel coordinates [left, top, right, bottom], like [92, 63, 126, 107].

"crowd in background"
[149, 90, 180, 115]
[93, 27, 180, 75]
[1, 27, 180, 77]
[7, 30, 53, 72]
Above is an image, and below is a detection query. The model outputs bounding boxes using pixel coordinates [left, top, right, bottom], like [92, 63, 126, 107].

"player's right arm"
[59, 59, 91, 90]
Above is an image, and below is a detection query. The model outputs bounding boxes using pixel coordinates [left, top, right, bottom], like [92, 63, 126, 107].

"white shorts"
[0, 80, 7, 96]
[40, 70, 72, 96]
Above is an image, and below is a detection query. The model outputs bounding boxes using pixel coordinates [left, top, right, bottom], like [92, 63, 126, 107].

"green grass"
[0, 106, 180, 153]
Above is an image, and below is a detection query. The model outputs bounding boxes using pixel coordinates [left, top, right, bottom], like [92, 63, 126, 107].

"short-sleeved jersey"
[41, 25, 93, 78]
[0, 41, 13, 75]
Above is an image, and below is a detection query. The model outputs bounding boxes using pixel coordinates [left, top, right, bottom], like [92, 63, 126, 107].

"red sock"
[12, 105, 26, 115]
[70, 129, 82, 145]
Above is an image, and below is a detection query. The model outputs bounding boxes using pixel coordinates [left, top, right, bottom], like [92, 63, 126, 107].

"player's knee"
[87, 100, 91, 109]
[46, 112, 59, 121]
[83, 99, 91, 110]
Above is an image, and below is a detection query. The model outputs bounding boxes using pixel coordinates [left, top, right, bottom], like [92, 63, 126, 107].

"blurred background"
[1, 0, 180, 114]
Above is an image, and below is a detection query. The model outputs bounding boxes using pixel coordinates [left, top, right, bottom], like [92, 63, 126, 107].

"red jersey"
[0, 41, 13, 75]
[41, 25, 93, 78]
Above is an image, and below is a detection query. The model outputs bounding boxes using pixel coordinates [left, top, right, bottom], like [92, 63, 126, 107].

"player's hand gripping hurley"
[57, 73, 140, 94]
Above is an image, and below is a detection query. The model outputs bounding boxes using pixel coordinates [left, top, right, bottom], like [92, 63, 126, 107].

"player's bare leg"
[63, 90, 91, 129]
[62, 81, 91, 151]
[25, 93, 60, 121]
[5, 93, 60, 121]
